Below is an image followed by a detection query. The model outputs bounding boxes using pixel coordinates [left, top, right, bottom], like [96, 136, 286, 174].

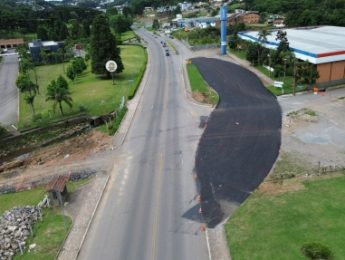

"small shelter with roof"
[46, 175, 70, 206]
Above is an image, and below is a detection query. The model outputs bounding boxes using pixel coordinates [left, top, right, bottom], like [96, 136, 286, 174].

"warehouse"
[238, 26, 345, 87]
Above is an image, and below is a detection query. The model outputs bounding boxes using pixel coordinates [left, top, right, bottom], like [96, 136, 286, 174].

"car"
[1, 48, 8, 54]
[165, 51, 170, 56]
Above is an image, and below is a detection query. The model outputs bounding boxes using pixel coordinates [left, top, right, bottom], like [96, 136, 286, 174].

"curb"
[74, 33, 152, 259]
[181, 61, 214, 108]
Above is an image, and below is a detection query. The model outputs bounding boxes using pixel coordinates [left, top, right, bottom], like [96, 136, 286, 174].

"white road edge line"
[205, 228, 213, 260]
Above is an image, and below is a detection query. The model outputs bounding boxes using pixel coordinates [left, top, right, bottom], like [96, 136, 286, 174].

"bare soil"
[261, 88, 345, 194]
[0, 130, 113, 188]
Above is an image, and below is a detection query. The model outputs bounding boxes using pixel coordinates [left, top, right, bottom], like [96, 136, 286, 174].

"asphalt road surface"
[0, 52, 18, 125]
[78, 29, 210, 260]
[192, 58, 282, 228]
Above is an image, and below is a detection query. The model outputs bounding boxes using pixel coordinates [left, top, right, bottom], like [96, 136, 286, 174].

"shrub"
[301, 242, 333, 260]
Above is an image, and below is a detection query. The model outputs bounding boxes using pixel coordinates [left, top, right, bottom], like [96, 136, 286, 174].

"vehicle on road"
[165, 51, 170, 56]
[1, 48, 8, 54]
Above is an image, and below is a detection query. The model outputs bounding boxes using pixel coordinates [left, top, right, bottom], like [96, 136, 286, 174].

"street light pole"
[268, 53, 271, 77]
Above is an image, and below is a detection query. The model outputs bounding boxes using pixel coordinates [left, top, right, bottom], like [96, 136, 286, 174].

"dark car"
[165, 51, 170, 56]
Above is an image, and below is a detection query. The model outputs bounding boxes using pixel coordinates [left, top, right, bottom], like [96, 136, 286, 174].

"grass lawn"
[256, 65, 307, 95]
[13, 209, 72, 260]
[187, 63, 219, 105]
[225, 174, 345, 259]
[1, 179, 89, 259]
[230, 49, 247, 60]
[120, 30, 136, 42]
[19, 45, 147, 128]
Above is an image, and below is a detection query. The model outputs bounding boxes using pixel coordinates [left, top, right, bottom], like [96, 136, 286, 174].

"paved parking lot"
[192, 58, 282, 227]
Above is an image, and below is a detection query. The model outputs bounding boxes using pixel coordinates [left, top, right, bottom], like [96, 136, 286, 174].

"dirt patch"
[25, 130, 111, 167]
[192, 91, 209, 104]
[0, 130, 112, 188]
[258, 180, 305, 196]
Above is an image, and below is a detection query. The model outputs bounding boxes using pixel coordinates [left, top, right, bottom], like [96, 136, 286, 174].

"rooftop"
[239, 26, 345, 64]
[46, 175, 69, 192]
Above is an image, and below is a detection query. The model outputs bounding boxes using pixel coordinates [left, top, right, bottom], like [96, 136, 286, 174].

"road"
[192, 58, 282, 227]
[78, 28, 210, 260]
[0, 52, 18, 125]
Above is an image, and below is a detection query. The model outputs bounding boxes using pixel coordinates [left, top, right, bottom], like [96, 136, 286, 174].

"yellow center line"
[151, 152, 164, 260]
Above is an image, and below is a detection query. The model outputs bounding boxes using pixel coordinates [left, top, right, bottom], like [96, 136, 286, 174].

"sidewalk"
[58, 172, 109, 260]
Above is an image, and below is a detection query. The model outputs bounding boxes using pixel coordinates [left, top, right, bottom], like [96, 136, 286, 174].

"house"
[28, 39, 64, 61]
[227, 11, 260, 25]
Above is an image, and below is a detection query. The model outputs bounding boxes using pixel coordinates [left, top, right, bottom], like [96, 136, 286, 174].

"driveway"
[192, 58, 282, 228]
[0, 51, 18, 125]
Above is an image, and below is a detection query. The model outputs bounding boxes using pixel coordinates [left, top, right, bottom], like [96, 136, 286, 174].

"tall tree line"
[244, 0, 345, 27]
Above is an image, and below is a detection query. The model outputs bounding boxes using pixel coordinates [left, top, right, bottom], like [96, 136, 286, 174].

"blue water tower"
[220, 5, 227, 55]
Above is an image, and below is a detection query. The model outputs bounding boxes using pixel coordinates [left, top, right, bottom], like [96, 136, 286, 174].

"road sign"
[105, 60, 117, 73]
[274, 81, 283, 88]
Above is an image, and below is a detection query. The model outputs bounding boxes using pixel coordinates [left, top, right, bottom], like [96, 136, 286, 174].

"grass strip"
[186, 63, 219, 105]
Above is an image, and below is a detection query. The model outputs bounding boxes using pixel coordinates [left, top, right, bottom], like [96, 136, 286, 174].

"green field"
[187, 63, 219, 105]
[226, 175, 345, 259]
[19, 45, 147, 127]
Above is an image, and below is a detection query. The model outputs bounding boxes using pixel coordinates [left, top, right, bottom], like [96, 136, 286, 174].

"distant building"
[227, 11, 260, 25]
[28, 39, 64, 61]
[0, 38, 24, 49]
[173, 16, 217, 28]
[178, 2, 193, 11]
[239, 26, 345, 87]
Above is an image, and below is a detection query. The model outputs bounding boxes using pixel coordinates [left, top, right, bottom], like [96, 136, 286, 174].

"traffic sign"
[105, 60, 117, 73]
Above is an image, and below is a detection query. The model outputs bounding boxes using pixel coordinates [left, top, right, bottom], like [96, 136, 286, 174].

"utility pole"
[293, 57, 297, 96]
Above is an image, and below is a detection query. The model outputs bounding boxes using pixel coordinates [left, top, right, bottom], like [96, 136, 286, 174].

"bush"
[301, 242, 333, 259]
[32, 113, 43, 122]
[0, 124, 8, 137]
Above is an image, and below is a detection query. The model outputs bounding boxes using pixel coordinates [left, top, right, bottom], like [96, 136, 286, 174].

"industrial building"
[238, 26, 345, 87]
[28, 39, 64, 61]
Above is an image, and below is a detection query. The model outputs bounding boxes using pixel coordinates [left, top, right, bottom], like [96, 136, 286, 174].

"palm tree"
[257, 29, 270, 65]
[46, 76, 73, 116]
[258, 28, 269, 43]
[24, 94, 36, 115]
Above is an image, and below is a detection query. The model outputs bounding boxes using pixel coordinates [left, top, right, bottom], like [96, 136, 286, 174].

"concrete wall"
[317, 61, 345, 83]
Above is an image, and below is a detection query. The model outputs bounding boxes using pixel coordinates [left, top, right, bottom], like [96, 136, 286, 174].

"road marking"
[150, 152, 163, 260]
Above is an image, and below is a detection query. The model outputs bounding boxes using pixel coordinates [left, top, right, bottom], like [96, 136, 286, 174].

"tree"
[110, 14, 133, 34]
[37, 25, 48, 41]
[59, 23, 69, 40]
[246, 42, 261, 65]
[296, 60, 319, 85]
[16, 74, 38, 95]
[66, 65, 76, 81]
[258, 28, 269, 43]
[16, 74, 38, 115]
[90, 14, 124, 75]
[276, 30, 290, 53]
[228, 33, 240, 50]
[24, 94, 36, 115]
[46, 77, 73, 116]
[70, 19, 80, 39]
[152, 19, 160, 30]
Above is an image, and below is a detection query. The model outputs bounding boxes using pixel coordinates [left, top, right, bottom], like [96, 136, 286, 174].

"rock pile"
[0, 206, 40, 260]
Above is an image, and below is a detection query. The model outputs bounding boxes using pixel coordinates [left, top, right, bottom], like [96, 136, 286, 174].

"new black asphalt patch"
[192, 58, 281, 228]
